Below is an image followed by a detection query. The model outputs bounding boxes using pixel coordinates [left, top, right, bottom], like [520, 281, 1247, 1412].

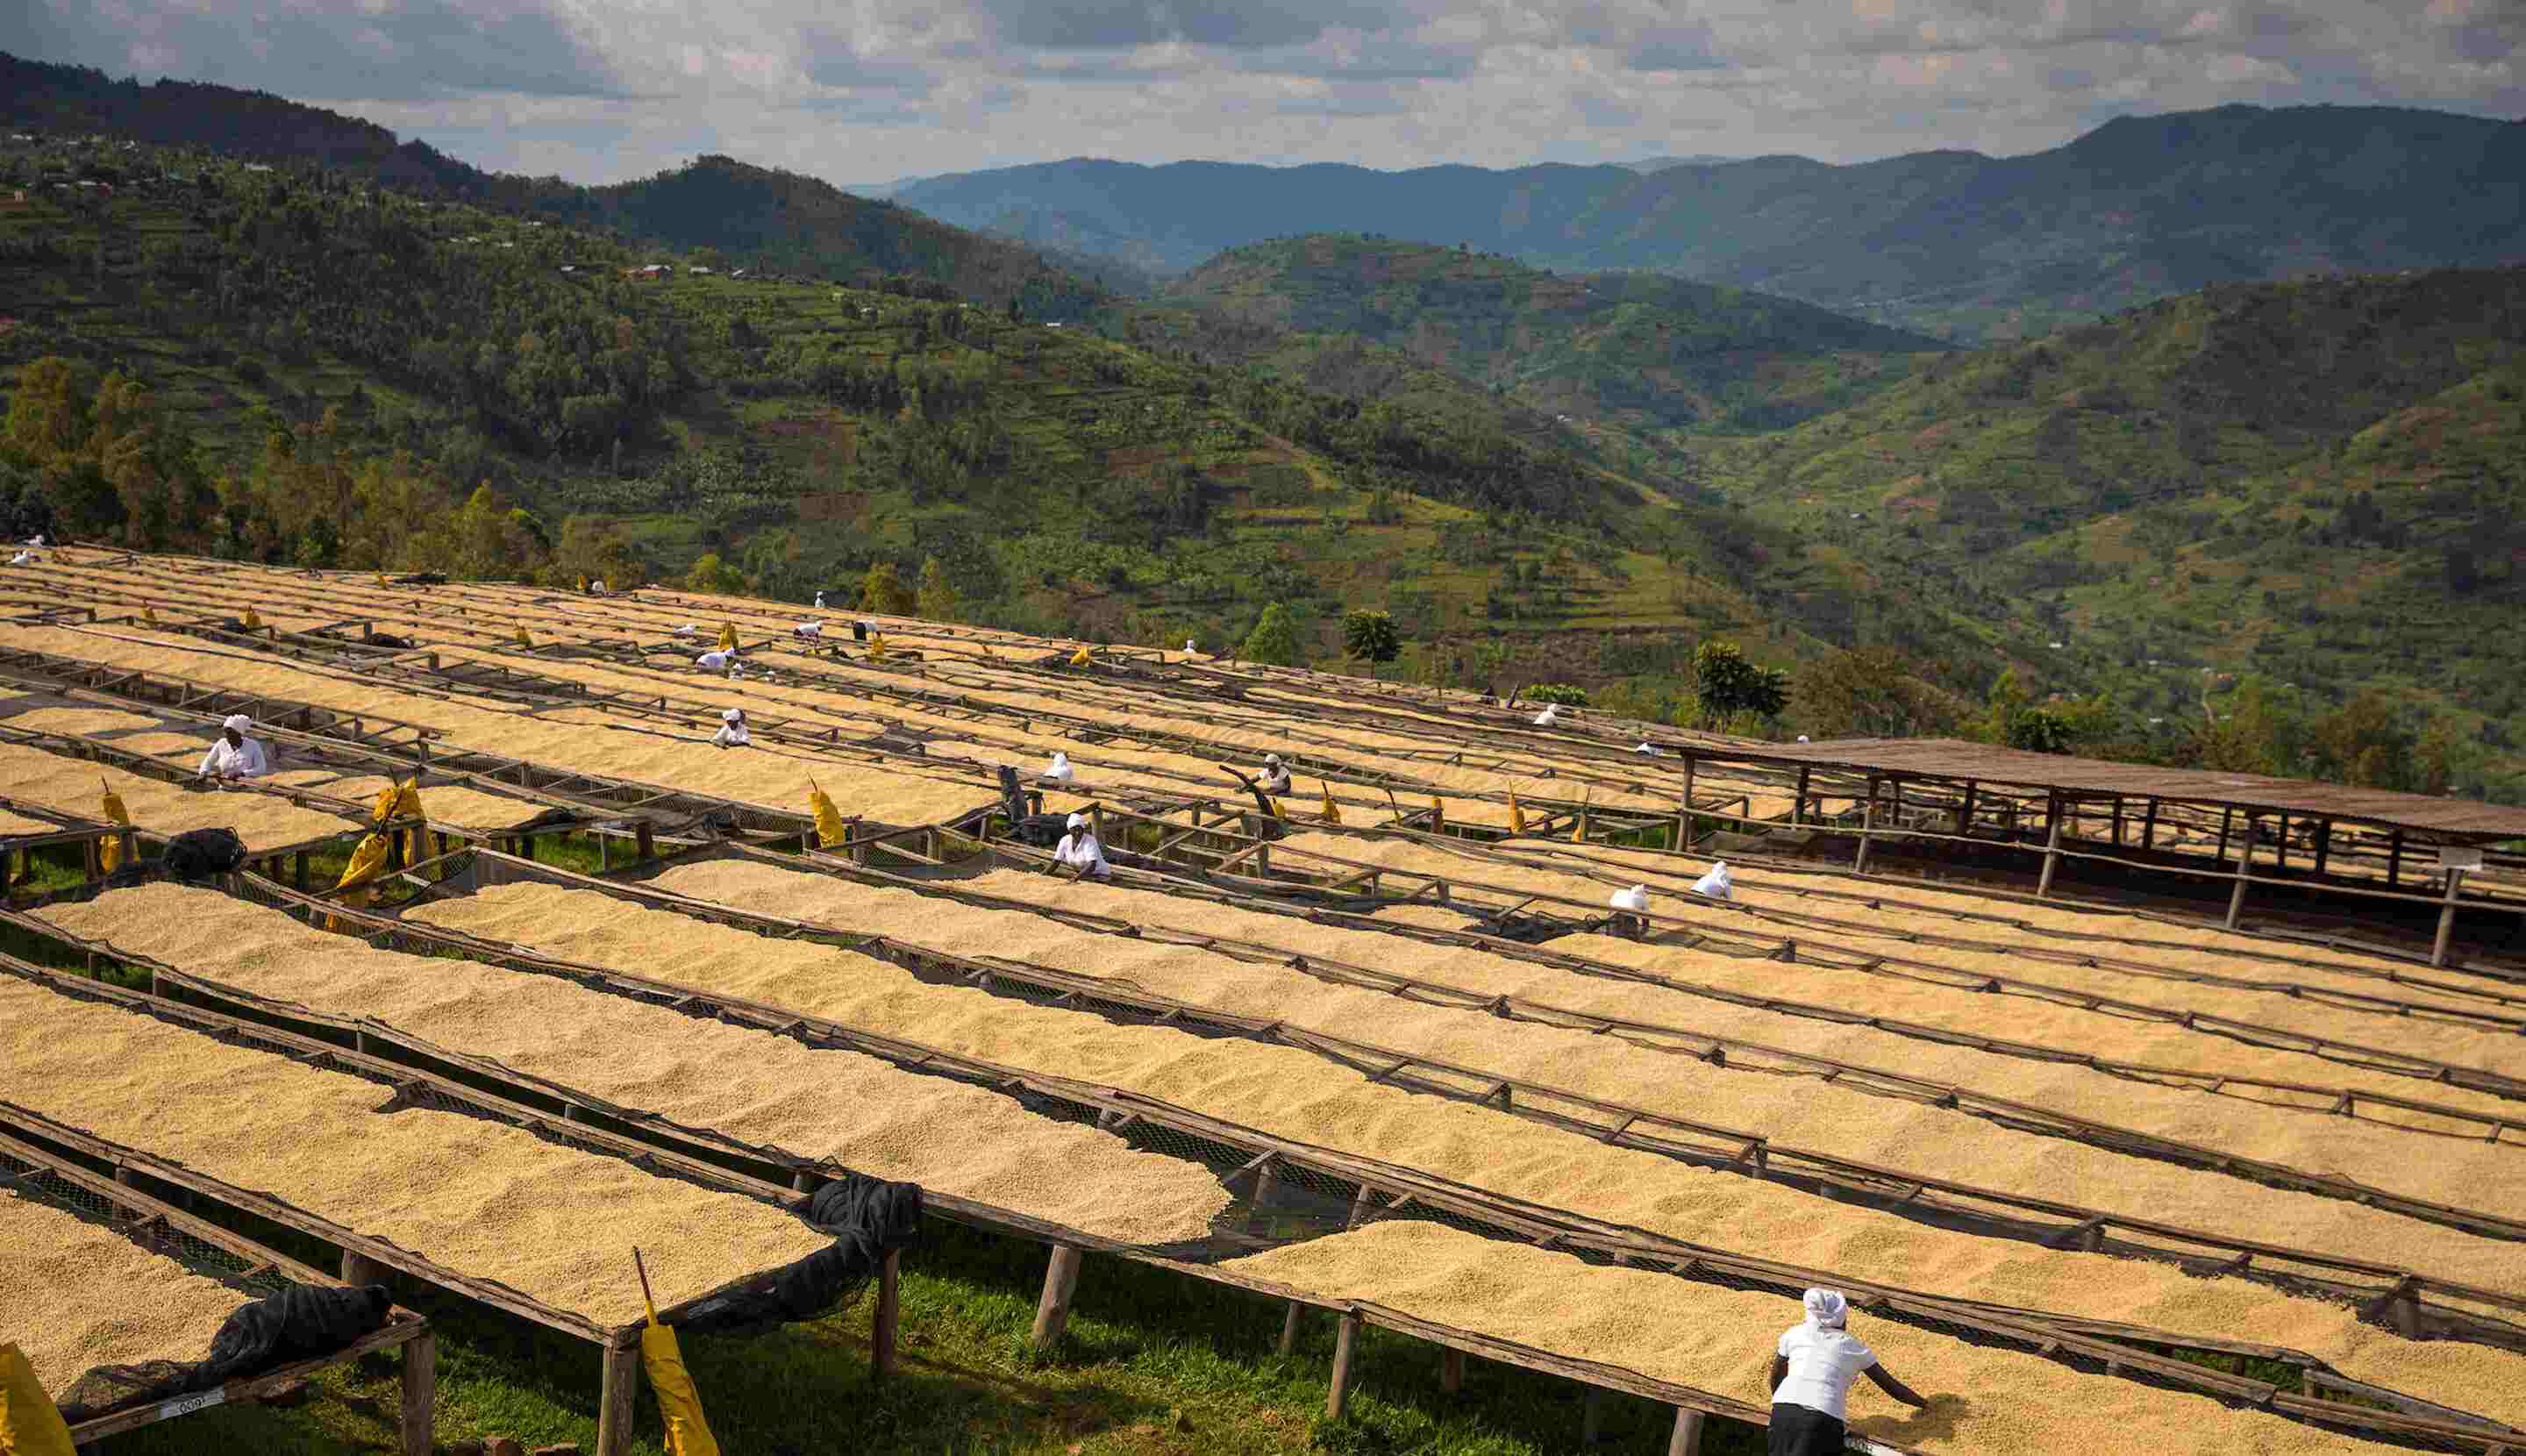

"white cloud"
[4, 0, 2521, 183]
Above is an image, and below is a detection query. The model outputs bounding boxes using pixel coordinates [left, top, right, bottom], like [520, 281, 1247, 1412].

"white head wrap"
[1264, 754, 1281, 767]
[222, 714, 252, 732]
[1609, 884, 1650, 914]
[1802, 1288, 1848, 1330]
[1066, 812, 1088, 831]
[722, 709, 743, 722]
[1693, 861, 1733, 899]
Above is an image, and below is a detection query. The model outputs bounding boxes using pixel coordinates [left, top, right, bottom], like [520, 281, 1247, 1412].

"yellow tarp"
[0, 1343, 75, 1456]
[371, 779, 426, 863]
[809, 781, 849, 849]
[98, 780, 131, 874]
[328, 831, 392, 930]
[640, 1323, 721, 1456]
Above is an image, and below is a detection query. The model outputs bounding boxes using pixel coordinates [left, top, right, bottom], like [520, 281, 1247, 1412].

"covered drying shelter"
[1667, 737, 2526, 968]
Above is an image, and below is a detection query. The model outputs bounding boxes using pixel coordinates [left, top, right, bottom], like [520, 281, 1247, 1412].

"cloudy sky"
[10, 0, 2522, 185]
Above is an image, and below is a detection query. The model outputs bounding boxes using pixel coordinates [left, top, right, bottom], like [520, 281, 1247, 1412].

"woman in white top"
[1053, 813, 1110, 881]
[711, 709, 751, 749]
[696, 649, 737, 674]
[1769, 1288, 1924, 1454]
[1255, 754, 1292, 796]
[196, 715, 271, 781]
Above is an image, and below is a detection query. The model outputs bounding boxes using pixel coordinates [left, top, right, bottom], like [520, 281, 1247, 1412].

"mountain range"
[893, 106, 2526, 341]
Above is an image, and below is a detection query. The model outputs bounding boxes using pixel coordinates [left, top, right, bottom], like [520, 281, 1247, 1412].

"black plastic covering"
[54, 1283, 391, 1423]
[161, 827, 247, 881]
[666, 1173, 924, 1336]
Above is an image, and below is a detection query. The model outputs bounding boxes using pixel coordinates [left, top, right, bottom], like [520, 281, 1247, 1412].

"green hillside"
[1152, 235, 1945, 433]
[0, 132, 1909, 697]
[1700, 267, 2526, 789]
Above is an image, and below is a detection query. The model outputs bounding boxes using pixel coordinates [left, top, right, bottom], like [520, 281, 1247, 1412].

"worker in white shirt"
[696, 648, 738, 674]
[1256, 753, 1293, 796]
[1608, 882, 1650, 938]
[1040, 752, 1075, 784]
[1053, 812, 1111, 881]
[711, 708, 751, 749]
[1532, 703, 1560, 727]
[196, 715, 271, 781]
[1692, 860, 1734, 900]
[1768, 1288, 1926, 1455]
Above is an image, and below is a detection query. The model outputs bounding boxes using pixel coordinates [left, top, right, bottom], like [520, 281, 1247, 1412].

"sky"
[8, 0, 2523, 186]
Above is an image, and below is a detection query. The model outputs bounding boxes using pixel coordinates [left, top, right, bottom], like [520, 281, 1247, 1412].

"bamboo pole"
[2036, 794, 2065, 899]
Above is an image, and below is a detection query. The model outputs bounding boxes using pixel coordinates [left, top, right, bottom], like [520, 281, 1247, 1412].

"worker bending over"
[1769, 1288, 1926, 1455]
[1053, 812, 1111, 881]
[696, 648, 739, 677]
[712, 709, 751, 749]
[196, 715, 271, 781]
[1256, 753, 1293, 796]
[1692, 860, 1733, 900]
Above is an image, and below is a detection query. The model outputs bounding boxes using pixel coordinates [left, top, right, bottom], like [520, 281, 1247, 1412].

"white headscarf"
[721, 708, 743, 722]
[222, 714, 252, 732]
[1065, 812, 1088, 831]
[1802, 1288, 1848, 1331]
[1044, 752, 1074, 782]
[1609, 884, 1649, 914]
[1692, 861, 1733, 899]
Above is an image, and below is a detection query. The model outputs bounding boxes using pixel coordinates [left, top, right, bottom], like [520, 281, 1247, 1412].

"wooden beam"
[2036, 793, 2066, 899]
[1667, 1406, 1707, 1456]
[2434, 866, 2466, 969]
[872, 1250, 901, 1383]
[342, 1250, 389, 1288]
[398, 1331, 436, 1456]
[1279, 1301, 1303, 1358]
[2139, 797, 2159, 853]
[2225, 821, 2257, 931]
[1031, 1244, 1085, 1349]
[2312, 820, 2333, 878]
[593, 1341, 640, 1456]
[1441, 1347, 1465, 1394]
[1854, 777, 1878, 874]
[1793, 766, 1810, 826]
[2387, 831, 2405, 889]
[1325, 1309, 1363, 1421]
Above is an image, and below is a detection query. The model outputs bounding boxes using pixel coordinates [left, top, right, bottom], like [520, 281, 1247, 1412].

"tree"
[1342, 609, 1402, 677]
[1692, 640, 1788, 727]
[1240, 602, 1301, 666]
[683, 552, 745, 594]
[859, 560, 916, 615]
[1799, 646, 1946, 739]
[916, 555, 961, 623]
[1526, 682, 1588, 706]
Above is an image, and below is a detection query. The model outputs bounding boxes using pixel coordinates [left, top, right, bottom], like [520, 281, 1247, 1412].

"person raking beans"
[1769, 1288, 1925, 1455]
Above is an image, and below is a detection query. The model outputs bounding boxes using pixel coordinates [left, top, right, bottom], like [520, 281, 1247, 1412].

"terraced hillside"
[1, 548, 2522, 1455]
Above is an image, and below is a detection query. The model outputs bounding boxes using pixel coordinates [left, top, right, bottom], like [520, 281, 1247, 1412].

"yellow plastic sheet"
[0, 1343, 75, 1456]
[809, 781, 849, 849]
[328, 831, 392, 930]
[99, 779, 131, 874]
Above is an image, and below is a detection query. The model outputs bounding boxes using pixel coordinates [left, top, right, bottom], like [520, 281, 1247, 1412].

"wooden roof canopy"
[1680, 737, 2526, 843]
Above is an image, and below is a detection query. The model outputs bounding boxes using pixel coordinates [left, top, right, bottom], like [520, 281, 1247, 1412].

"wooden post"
[872, 1250, 901, 1383]
[594, 1341, 641, 1456]
[1957, 781, 1977, 840]
[1278, 1301, 1303, 1358]
[2225, 821, 2257, 931]
[1031, 1244, 1084, 1349]
[1793, 767, 1810, 826]
[1668, 1407, 1707, 1456]
[2387, 831, 2404, 889]
[1440, 1347, 1465, 1394]
[1325, 1309, 1363, 1421]
[398, 1331, 437, 1456]
[1581, 1386, 1610, 1445]
[2312, 820, 2332, 878]
[2140, 798, 2159, 852]
[1679, 754, 1696, 815]
[293, 848, 309, 890]
[2110, 796, 2124, 846]
[1854, 777, 1878, 874]
[598, 833, 611, 874]
[341, 1250, 389, 1288]
[2434, 866, 2467, 969]
[635, 821, 654, 862]
[2036, 794, 2066, 899]
[2214, 806, 2233, 869]
[2275, 813, 2290, 871]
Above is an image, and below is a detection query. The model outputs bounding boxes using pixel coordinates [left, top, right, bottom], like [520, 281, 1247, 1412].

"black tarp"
[54, 1283, 391, 1423]
[666, 1173, 923, 1337]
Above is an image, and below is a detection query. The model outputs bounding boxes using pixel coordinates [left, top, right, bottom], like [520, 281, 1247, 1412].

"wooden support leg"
[1581, 1386, 1610, 1445]
[594, 1341, 641, 1456]
[1668, 1407, 1707, 1456]
[872, 1251, 901, 1383]
[1440, 1347, 1464, 1394]
[1031, 1244, 1084, 1349]
[341, 1250, 389, 1288]
[398, 1331, 437, 1456]
[635, 823, 654, 861]
[1278, 1301, 1303, 1358]
[1854, 781, 1877, 874]
[1325, 1310, 1362, 1421]
[2225, 824, 2257, 931]
[2434, 868, 2466, 969]
[294, 849, 309, 890]
[2037, 794, 2066, 899]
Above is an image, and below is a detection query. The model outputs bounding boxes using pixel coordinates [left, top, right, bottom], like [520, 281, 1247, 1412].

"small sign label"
[2441, 847, 2485, 874]
[156, 1388, 226, 1419]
